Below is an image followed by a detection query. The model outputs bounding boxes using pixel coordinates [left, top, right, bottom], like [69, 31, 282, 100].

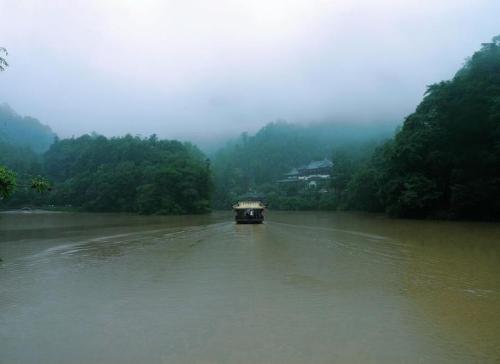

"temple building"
[277, 158, 333, 190]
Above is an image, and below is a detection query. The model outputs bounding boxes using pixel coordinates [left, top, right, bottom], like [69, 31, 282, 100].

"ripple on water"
[1, 212, 499, 363]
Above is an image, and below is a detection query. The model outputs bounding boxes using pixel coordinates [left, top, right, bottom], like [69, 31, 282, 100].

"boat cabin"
[233, 200, 265, 224]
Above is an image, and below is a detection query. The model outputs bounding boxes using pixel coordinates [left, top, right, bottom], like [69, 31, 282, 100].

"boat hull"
[235, 217, 264, 224]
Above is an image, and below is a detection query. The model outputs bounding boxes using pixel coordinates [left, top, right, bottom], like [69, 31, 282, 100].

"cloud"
[0, 0, 499, 143]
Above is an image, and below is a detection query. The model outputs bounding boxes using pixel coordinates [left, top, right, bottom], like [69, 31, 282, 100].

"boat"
[233, 200, 265, 224]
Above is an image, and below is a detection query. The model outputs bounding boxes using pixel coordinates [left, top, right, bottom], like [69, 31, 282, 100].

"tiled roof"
[238, 192, 266, 201]
[305, 158, 333, 170]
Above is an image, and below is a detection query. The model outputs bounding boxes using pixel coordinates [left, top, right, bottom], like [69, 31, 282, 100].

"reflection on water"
[0, 211, 499, 363]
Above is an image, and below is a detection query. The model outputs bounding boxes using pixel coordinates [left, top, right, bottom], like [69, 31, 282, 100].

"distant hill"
[211, 120, 394, 208]
[0, 103, 56, 153]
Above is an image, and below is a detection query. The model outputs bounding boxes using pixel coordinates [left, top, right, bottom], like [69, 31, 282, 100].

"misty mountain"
[211, 121, 394, 208]
[0, 103, 56, 153]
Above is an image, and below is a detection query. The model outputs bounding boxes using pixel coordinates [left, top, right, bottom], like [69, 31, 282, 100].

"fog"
[0, 0, 499, 145]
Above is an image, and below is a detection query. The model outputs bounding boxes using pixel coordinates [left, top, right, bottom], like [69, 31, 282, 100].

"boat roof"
[233, 201, 265, 209]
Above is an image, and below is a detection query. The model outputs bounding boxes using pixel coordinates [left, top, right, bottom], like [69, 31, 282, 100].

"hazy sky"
[0, 0, 499, 144]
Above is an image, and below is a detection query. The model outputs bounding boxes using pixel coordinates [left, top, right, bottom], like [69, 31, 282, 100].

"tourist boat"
[233, 200, 265, 224]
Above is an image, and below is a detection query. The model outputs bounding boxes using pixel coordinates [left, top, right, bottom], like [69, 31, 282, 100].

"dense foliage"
[3, 36, 500, 221]
[212, 121, 391, 208]
[0, 165, 16, 199]
[0, 106, 211, 214]
[0, 103, 54, 205]
[0, 141, 47, 206]
[347, 36, 500, 219]
[0, 103, 55, 152]
[213, 36, 500, 220]
[43, 134, 212, 214]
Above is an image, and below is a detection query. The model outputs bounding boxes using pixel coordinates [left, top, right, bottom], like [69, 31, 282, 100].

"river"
[1, 211, 499, 363]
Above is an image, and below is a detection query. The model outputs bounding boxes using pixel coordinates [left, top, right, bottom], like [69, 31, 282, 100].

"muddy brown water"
[1, 211, 499, 363]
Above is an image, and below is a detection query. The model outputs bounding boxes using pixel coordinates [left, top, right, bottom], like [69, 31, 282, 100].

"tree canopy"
[347, 36, 500, 220]
[0, 166, 16, 199]
[2, 36, 500, 221]
[211, 121, 391, 208]
[43, 134, 212, 214]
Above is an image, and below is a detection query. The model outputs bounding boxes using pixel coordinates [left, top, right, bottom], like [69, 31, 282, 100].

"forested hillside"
[43, 134, 212, 214]
[0, 103, 55, 152]
[0, 103, 212, 214]
[212, 121, 392, 208]
[212, 36, 500, 220]
[2, 36, 499, 220]
[347, 36, 500, 219]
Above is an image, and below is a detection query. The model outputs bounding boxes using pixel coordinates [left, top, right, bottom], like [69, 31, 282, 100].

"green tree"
[331, 150, 355, 202]
[0, 49, 13, 198]
[211, 121, 391, 209]
[348, 35, 500, 220]
[43, 134, 212, 215]
[0, 166, 16, 199]
[0, 166, 50, 201]
[30, 176, 51, 193]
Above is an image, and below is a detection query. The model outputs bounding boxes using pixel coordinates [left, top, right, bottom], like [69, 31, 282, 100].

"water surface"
[1, 211, 499, 363]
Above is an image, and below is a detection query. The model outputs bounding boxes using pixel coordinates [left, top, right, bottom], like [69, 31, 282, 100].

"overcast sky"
[0, 0, 499, 144]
